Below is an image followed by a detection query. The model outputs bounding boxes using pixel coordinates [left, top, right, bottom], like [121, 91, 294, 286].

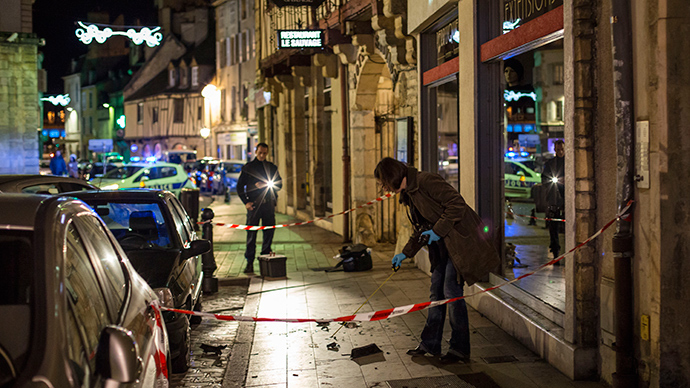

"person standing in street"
[542, 140, 565, 262]
[68, 154, 79, 179]
[237, 143, 283, 273]
[49, 150, 67, 176]
[375, 157, 500, 363]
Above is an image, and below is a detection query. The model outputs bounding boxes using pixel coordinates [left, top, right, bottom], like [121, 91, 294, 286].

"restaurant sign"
[277, 30, 323, 49]
[503, 0, 563, 28]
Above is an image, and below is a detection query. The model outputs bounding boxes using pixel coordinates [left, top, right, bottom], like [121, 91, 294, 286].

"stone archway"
[349, 47, 397, 246]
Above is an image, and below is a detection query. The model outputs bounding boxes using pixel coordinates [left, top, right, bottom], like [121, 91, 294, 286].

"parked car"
[213, 159, 246, 195]
[65, 189, 210, 373]
[0, 174, 97, 194]
[0, 194, 170, 387]
[82, 162, 121, 181]
[163, 150, 197, 165]
[189, 158, 221, 194]
[92, 161, 196, 197]
[504, 158, 541, 199]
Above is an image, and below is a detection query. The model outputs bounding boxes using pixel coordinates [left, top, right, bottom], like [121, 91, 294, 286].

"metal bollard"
[201, 208, 218, 293]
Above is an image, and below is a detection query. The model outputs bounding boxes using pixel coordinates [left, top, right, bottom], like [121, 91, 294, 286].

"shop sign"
[277, 30, 323, 49]
[218, 132, 248, 145]
[255, 88, 272, 108]
[503, 0, 563, 28]
[269, 0, 326, 7]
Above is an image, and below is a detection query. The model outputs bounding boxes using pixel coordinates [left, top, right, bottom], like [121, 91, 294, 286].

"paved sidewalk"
[203, 195, 607, 388]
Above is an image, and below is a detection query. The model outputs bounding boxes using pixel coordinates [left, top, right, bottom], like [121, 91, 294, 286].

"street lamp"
[201, 84, 219, 158]
[200, 127, 210, 156]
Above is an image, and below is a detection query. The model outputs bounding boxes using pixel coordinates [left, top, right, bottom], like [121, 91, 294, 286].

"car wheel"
[171, 315, 191, 373]
[190, 297, 202, 325]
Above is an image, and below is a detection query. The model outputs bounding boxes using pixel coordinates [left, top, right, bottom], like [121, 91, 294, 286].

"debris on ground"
[200, 343, 227, 355]
[327, 342, 340, 351]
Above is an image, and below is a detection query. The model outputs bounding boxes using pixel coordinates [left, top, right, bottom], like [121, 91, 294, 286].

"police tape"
[200, 193, 395, 230]
[164, 201, 633, 323]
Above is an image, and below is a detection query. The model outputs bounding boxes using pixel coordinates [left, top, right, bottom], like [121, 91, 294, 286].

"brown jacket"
[401, 167, 500, 286]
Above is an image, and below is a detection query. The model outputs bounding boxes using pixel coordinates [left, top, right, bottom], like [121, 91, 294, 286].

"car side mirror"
[181, 239, 211, 260]
[95, 326, 142, 384]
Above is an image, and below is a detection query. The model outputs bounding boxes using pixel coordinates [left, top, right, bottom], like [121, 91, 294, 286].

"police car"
[93, 161, 196, 196]
[504, 158, 541, 199]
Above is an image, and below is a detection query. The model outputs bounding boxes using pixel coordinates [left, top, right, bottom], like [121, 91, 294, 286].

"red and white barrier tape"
[164, 201, 633, 323]
[201, 193, 395, 230]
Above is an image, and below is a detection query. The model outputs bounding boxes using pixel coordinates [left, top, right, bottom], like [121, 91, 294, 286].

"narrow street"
[170, 194, 606, 388]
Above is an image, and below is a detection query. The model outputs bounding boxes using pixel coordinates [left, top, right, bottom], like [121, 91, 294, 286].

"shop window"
[436, 19, 459, 65]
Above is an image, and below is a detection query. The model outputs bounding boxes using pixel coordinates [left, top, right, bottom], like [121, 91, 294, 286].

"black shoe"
[406, 346, 428, 356]
[439, 352, 470, 364]
[244, 263, 254, 273]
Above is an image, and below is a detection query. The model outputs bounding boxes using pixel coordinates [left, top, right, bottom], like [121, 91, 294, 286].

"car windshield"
[0, 230, 34, 378]
[225, 163, 244, 173]
[88, 202, 175, 249]
[104, 166, 144, 179]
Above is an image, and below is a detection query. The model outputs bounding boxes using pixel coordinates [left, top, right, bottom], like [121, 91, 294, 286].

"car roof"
[63, 188, 170, 201]
[0, 174, 98, 191]
[126, 162, 181, 168]
[0, 194, 52, 228]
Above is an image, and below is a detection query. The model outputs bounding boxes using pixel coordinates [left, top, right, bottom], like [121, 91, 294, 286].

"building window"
[241, 0, 247, 19]
[173, 99, 184, 123]
[236, 33, 242, 63]
[436, 18, 459, 65]
[225, 37, 231, 67]
[230, 36, 236, 65]
[169, 69, 176, 87]
[219, 39, 226, 69]
[221, 88, 226, 121]
[152, 107, 159, 123]
[243, 30, 249, 62]
[198, 105, 202, 121]
[137, 103, 144, 124]
[324, 77, 331, 107]
[88, 92, 92, 109]
[191, 67, 199, 87]
[231, 86, 237, 121]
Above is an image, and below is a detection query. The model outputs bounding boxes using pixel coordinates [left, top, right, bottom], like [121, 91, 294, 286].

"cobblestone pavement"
[170, 278, 249, 388]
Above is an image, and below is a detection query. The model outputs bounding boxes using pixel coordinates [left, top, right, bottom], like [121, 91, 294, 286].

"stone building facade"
[0, 0, 40, 174]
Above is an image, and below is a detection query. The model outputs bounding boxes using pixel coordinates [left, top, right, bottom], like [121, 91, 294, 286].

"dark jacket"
[236, 158, 283, 205]
[401, 167, 500, 286]
[541, 155, 565, 208]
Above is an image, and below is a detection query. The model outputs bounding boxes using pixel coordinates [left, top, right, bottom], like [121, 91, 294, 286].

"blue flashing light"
[520, 152, 529, 157]
[130, 144, 138, 153]
[130, 156, 141, 162]
[145, 156, 157, 163]
[505, 152, 516, 158]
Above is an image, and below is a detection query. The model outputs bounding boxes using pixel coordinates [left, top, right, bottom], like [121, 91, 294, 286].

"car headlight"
[101, 184, 119, 190]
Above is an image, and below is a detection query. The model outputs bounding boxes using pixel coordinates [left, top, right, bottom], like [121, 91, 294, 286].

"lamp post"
[200, 127, 210, 157]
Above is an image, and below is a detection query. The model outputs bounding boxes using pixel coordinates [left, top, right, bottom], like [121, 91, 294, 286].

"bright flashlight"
[267, 180, 275, 189]
[551, 177, 558, 184]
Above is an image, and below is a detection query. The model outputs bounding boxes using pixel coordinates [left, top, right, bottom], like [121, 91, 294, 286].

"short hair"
[374, 157, 408, 192]
[256, 142, 269, 150]
[554, 140, 565, 146]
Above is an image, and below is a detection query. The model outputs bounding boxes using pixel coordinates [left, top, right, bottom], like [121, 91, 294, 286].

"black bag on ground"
[335, 244, 372, 272]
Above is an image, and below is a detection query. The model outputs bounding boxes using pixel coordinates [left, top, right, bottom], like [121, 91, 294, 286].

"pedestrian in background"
[49, 150, 67, 176]
[68, 154, 79, 179]
[237, 143, 283, 273]
[375, 157, 500, 363]
[542, 140, 565, 262]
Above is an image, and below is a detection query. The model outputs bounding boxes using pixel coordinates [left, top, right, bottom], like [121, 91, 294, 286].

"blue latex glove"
[392, 253, 407, 270]
[421, 229, 441, 245]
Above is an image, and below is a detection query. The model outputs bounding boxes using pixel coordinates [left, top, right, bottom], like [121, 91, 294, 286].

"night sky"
[33, 0, 158, 94]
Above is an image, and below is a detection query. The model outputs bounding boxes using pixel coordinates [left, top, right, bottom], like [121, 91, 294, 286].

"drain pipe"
[340, 63, 351, 243]
[610, 1, 637, 387]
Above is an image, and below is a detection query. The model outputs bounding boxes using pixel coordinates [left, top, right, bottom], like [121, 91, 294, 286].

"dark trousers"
[418, 241, 470, 356]
[547, 206, 563, 256]
[245, 201, 276, 262]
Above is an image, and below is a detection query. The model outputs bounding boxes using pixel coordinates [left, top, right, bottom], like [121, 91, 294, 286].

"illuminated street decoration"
[504, 90, 536, 102]
[117, 115, 126, 129]
[75, 21, 163, 47]
[41, 94, 71, 106]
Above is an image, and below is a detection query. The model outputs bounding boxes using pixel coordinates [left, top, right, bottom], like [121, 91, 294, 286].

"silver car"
[0, 195, 170, 387]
